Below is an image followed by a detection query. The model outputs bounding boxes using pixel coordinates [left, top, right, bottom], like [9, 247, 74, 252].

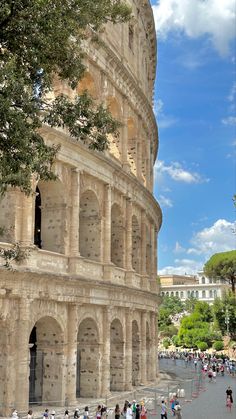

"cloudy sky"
[151, 0, 236, 275]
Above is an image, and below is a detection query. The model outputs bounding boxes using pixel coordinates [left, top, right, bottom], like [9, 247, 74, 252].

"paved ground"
[158, 358, 236, 419]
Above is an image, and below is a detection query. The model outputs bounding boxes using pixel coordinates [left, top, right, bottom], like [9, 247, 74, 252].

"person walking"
[161, 400, 167, 419]
[126, 404, 133, 419]
[96, 406, 102, 419]
[27, 410, 34, 419]
[174, 403, 182, 419]
[64, 410, 69, 419]
[115, 404, 121, 419]
[226, 386, 233, 405]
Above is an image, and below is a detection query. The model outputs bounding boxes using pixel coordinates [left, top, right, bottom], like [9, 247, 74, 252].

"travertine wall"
[0, 0, 162, 415]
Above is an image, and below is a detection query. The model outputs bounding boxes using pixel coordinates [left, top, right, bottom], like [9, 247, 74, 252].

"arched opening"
[34, 187, 42, 248]
[77, 318, 99, 397]
[107, 97, 121, 161]
[146, 226, 151, 276]
[146, 322, 151, 381]
[28, 317, 64, 405]
[77, 72, 97, 99]
[127, 118, 137, 176]
[36, 180, 67, 253]
[79, 190, 101, 261]
[110, 319, 124, 391]
[132, 215, 141, 273]
[111, 204, 124, 268]
[132, 320, 140, 386]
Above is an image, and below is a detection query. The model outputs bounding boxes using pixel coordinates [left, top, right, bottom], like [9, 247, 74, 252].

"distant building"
[159, 272, 229, 303]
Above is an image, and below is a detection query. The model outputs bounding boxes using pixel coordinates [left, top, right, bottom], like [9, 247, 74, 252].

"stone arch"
[132, 215, 141, 273]
[35, 180, 67, 253]
[110, 319, 124, 391]
[111, 203, 124, 268]
[77, 318, 99, 397]
[127, 118, 137, 175]
[106, 97, 121, 160]
[79, 190, 101, 261]
[77, 72, 98, 99]
[146, 322, 151, 381]
[132, 320, 140, 386]
[146, 225, 151, 276]
[28, 316, 65, 405]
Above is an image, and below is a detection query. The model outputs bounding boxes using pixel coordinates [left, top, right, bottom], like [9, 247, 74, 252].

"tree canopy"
[213, 291, 236, 339]
[204, 251, 236, 293]
[0, 0, 131, 194]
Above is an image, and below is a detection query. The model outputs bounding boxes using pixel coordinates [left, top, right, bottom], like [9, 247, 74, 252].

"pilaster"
[125, 309, 132, 390]
[141, 211, 147, 275]
[66, 304, 78, 405]
[103, 184, 112, 264]
[101, 307, 111, 396]
[140, 311, 147, 384]
[69, 169, 80, 257]
[125, 197, 133, 271]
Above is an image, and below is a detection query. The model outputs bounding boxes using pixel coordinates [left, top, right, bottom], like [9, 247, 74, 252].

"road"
[158, 358, 236, 419]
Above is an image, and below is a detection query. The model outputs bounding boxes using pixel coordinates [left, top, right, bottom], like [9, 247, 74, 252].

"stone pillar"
[141, 211, 147, 275]
[15, 298, 30, 411]
[103, 185, 112, 264]
[150, 312, 157, 381]
[122, 98, 129, 171]
[101, 307, 111, 396]
[125, 198, 133, 271]
[66, 304, 78, 405]
[140, 312, 147, 384]
[125, 310, 132, 390]
[69, 169, 80, 256]
[20, 193, 34, 246]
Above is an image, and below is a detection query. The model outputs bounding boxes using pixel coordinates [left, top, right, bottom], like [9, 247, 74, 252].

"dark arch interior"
[34, 187, 41, 248]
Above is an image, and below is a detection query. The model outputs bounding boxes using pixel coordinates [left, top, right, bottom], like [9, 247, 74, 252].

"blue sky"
[150, 0, 236, 275]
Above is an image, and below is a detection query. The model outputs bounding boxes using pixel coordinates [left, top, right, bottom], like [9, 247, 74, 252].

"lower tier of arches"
[0, 295, 158, 415]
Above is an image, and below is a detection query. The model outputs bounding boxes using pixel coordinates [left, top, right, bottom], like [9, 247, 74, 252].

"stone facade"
[0, 1, 162, 415]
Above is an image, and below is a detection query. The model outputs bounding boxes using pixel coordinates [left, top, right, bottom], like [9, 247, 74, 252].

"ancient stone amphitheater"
[0, 0, 162, 415]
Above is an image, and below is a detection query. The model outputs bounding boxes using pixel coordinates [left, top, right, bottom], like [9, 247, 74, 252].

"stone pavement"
[158, 358, 236, 419]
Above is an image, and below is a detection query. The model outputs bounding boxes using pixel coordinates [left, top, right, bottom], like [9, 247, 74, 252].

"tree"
[212, 292, 236, 339]
[204, 251, 236, 293]
[184, 296, 198, 313]
[0, 0, 131, 194]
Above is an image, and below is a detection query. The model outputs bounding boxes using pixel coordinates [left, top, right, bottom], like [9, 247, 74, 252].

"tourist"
[27, 410, 34, 419]
[126, 404, 133, 419]
[135, 405, 140, 419]
[140, 403, 147, 419]
[101, 406, 108, 418]
[131, 401, 136, 418]
[74, 409, 80, 419]
[226, 386, 233, 405]
[115, 404, 121, 419]
[122, 401, 129, 417]
[160, 400, 167, 419]
[83, 407, 89, 419]
[64, 410, 69, 419]
[96, 405, 102, 419]
[43, 409, 49, 419]
[226, 395, 232, 412]
[174, 403, 182, 419]
[50, 410, 56, 419]
[11, 410, 18, 419]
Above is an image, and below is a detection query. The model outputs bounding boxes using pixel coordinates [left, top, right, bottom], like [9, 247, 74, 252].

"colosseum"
[0, 0, 162, 415]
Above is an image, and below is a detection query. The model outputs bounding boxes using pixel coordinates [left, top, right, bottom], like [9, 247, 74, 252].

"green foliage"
[158, 296, 184, 332]
[197, 341, 208, 351]
[172, 335, 180, 347]
[177, 302, 221, 348]
[162, 338, 171, 349]
[212, 292, 236, 339]
[0, 0, 131, 194]
[213, 341, 224, 351]
[204, 251, 236, 292]
[160, 324, 178, 338]
[161, 295, 184, 315]
[0, 243, 29, 268]
[184, 296, 198, 313]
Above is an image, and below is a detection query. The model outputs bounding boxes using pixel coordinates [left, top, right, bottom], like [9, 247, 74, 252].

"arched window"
[170, 291, 174, 297]
[132, 215, 141, 273]
[187, 290, 191, 297]
[180, 291, 184, 298]
[195, 290, 199, 299]
[111, 204, 124, 268]
[209, 290, 213, 298]
[176, 291, 179, 297]
[202, 290, 206, 298]
[214, 290, 217, 298]
[201, 276, 205, 284]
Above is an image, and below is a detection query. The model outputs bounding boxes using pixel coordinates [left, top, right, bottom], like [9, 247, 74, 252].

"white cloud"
[222, 116, 236, 126]
[190, 219, 236, 255]
[158, 218, 236, 275]
[155, 160, 208, 183]
[152, 0, 236, 56]
[159, 194, 173, 208]
[158, 259, 202, 275]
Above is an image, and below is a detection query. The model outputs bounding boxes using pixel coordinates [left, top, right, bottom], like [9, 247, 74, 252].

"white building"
[159, 273, 229, 304]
